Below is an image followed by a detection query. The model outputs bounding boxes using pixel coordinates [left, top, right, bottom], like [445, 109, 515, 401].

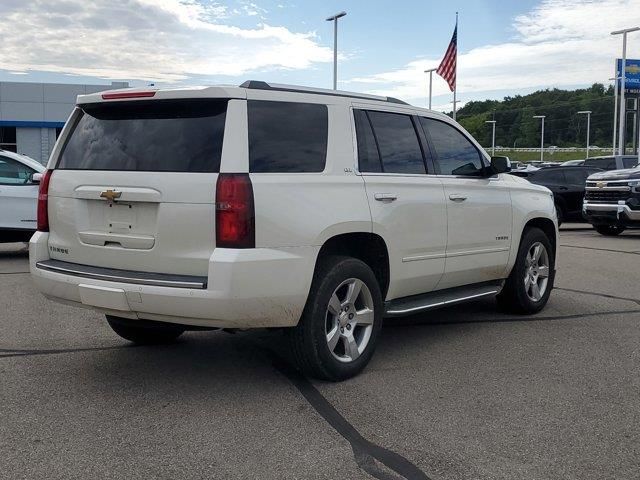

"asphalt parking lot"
[1, 227, 639, 480]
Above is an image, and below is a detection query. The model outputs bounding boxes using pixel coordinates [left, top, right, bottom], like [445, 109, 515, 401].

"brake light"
[37, 170, 53, 232]
[216, 174, 255, 248]
[101, 91, 156, 100]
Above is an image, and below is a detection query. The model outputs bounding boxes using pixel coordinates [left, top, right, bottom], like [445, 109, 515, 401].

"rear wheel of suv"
[288, 256, 383, 381]
[106, 315, 185, 344]
[594, 225, 625, 236]
[497, 227, 555, 314]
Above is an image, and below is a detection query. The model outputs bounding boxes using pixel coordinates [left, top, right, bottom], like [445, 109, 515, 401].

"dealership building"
[0, 81, 129, 165]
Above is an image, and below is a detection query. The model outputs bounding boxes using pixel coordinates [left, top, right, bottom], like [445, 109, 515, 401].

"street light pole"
[577, 111, 592, 158]
[533, 115, 546, 162]
[326, 11, 347, 90]
[424, 68, 437, 109]
[610, 75, 620, 153]
[485, 120, 496, 156]
[611, 27, 640, 155]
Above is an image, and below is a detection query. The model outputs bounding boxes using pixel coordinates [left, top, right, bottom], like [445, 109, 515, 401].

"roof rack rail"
[239, 80, 409, 105]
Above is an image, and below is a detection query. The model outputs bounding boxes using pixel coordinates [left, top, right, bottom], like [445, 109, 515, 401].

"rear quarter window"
[57, 99, 227, 172]
[248, 100, 328, 173]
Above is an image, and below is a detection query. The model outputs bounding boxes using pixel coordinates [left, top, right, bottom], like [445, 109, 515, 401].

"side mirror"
[491, 156, 511, 174]
[30, 172, 43, 184]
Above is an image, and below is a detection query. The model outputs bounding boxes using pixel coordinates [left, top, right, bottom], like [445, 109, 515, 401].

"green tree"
[455, 84, 616, 148]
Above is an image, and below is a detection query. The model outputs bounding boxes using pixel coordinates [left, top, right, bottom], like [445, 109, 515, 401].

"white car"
[30, 82, 558, 380]
[0, 150, 45, 242]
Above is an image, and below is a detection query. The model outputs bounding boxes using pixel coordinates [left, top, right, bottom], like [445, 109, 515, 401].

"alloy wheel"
[325, 278, 375, 363]
[524, 242, 550, 302]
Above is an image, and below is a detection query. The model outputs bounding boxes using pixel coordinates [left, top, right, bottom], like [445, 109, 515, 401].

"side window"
[0, 157, 34, 185]
[365, 111, 426, 174]
[353, 110, 382, 173]
[586, 158, 616, 169]
[564, 169, 589, 185]
[532, 169, 565, 184]
[248, 100, 328, 173]
[420, 117, 484, 176]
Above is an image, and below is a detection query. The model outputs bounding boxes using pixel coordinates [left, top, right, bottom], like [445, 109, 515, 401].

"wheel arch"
[313, 232, 390, 300]
[523, 217, 557, 258]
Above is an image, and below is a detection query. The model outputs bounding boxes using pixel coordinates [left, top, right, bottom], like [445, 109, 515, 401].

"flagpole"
[453, 11, 458, 121]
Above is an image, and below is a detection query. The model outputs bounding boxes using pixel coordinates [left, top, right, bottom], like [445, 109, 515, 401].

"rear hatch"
[46, 97, 228, 277]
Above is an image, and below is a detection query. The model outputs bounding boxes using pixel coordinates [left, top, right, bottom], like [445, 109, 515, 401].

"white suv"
[30, 82, 558, 380]
[0, 150, 45, 242]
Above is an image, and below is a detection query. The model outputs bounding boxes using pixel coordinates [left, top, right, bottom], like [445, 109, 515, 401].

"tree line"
[455, 84, 619, 149]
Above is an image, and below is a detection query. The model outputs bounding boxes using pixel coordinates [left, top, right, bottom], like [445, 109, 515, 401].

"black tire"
[287, 256, 383, 381]
[106, 315, 185, 344]
[594, 225, 625, 236]
[554, 203, 564, 227]
[497, 227, 555, 314]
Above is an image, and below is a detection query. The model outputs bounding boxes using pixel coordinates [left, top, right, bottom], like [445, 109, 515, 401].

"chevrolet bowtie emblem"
[100, 189, 122, 202]
[596, 182, 606, 189]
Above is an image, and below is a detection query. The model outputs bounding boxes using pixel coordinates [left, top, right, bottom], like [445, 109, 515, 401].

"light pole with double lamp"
[577, 111, 592, 158]
[424, 68, 437, 109]
[326, 11, 347, 90]
[533, 115, 546, 162]
[485, 120, 496, 156]
[611, 27, 640, 155]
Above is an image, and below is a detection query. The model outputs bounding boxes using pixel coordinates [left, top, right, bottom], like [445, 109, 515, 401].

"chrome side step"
[384, 281, 504, 317]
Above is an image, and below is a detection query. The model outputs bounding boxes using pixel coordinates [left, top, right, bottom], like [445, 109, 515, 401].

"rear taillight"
[37, 169, 53, 232]
[215, 173, 255, 248]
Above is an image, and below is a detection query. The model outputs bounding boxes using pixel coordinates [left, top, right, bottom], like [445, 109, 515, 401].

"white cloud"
[349, 0, 640, 107]
[0, 0, 332, 82]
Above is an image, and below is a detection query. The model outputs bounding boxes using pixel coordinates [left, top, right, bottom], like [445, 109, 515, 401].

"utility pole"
[611, 27, 640, 155]
[326, 11, 347, 90]
[485, 120, 496, 156]
[533, 115, 546, 162]
[424, 68, 436, 109]
[577, 111, 592, 158]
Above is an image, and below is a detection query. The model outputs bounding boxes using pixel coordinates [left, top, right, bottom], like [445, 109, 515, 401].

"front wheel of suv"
[594, 225, 625, 236]
[287, 256, 383, 381]
[497, 227, 555, 314]
[106, 315, 185, 344]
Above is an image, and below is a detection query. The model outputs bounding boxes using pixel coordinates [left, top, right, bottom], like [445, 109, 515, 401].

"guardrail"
[486, 147, 615, 153]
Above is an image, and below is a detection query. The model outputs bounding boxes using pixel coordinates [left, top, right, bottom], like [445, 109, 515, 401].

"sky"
[1, 0, 640, 111]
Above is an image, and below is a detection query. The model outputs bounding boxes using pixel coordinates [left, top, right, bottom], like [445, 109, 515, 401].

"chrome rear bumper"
[35, 260, 207, 289]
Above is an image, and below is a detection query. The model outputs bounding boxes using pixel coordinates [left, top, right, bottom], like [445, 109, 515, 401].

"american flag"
[436, 24, 457, 92]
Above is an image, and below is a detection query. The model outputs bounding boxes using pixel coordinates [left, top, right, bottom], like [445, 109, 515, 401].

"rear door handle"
[374, 193, 398, 202]
[448, 194, 467, 202]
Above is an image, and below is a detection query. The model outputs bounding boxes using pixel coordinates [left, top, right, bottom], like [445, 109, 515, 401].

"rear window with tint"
[365, 110, 426, 174]
[57, 100, 227, 172]
[248, 100, 328, 173]
[584, 157, 616, 169]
